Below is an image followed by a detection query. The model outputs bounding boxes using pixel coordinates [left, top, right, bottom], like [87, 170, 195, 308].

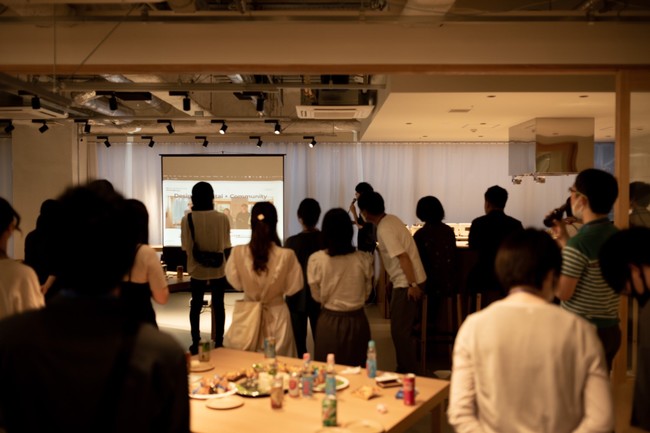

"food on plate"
[189, 374, 232, 396]
[351, 385, 381, 400]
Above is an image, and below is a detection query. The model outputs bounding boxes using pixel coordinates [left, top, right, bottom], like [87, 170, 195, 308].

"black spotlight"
[31, 96, 41, 110]
[143, 136, 154, 148]
[4, 121, 15, 134]
[256, 97, 265, 113]
[109, 94, 118, 111]
[265, 119, 281, 135]
[304, 136, 317, 148]
[158, 119, 174, 134]
[196, 136, 208, 148]
[250, 135, 262, 148]
[211, 119, 228, 135]
[99, 136, 110, 148]
[32, 120, 48, 133]
[74, 119, 91, 133]
[183, 96, 191, 112]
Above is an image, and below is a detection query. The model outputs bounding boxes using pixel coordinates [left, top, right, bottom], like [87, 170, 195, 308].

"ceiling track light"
[250, 135, 262, 148]
[98, 135, 110, 148]
[2, 120, 14, 134]
[211, 119, 228, 134]
[32, 119, 48, 133]
[196, 135, 208, 148]
[256, 96, 265, 114]
[142, 135, 155, 148]
[157, 119, 174, 134]
[170, 91, 192, 112]
[304, 136, 317, 148]
[264, 119, 281, 135]
[74, 119, 91, 134]
[31, 96, 41, 110]
[109, 93, 118, 111]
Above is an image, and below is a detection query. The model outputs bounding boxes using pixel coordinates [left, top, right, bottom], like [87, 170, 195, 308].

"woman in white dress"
[225, 202, 303, 357]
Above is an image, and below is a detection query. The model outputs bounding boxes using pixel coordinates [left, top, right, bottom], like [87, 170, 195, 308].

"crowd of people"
[0, 170, 649, 432]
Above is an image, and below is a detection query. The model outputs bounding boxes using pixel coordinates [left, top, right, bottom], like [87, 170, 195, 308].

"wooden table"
[167, 272, 191, 292]
[189, 348, 449, 433]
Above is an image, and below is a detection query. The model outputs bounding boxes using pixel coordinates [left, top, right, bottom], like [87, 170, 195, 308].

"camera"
[543, 204, 567, 228]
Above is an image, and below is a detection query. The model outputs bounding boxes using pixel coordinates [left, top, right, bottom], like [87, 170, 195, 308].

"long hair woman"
[225, 201, 303, 357]
[307, 208, 373, 366]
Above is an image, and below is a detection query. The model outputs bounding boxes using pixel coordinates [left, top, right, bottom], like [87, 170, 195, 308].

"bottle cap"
[303, 353, 311, 361]
[368, 340, 376, 348]
[327, 353, 335, 364]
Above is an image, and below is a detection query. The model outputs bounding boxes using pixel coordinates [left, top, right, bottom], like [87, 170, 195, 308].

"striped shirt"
[561, 218, 619, 325]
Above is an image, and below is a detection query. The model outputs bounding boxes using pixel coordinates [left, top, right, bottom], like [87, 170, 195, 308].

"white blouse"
[307, 250, 373, 311]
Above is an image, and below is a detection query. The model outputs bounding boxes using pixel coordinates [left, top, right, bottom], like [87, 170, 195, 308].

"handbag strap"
[188, 213, 197, 243]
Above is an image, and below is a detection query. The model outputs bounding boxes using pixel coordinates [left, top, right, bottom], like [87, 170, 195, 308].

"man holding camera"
[551, 168, 620, 372]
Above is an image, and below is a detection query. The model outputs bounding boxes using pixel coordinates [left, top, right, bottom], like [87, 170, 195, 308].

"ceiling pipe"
[101, 74, 176, 115]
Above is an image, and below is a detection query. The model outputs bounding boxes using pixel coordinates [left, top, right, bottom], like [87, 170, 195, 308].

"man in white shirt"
[357, 191, 426, 374]
[448, 229, 613, 433]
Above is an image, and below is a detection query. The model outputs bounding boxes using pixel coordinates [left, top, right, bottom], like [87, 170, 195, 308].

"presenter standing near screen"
[181, 182, 231, 355]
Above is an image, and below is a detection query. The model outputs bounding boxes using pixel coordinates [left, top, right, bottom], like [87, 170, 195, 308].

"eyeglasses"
[568, 186, 582, 197]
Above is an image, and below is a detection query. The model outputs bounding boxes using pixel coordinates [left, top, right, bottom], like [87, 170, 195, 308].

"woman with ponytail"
[225, 202, 303, 357]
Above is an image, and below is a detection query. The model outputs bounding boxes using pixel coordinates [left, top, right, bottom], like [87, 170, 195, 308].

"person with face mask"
[600, 227, 650, 432]
[550, 168, 621, 372]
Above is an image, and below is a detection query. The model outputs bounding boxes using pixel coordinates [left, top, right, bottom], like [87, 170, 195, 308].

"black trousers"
[190, 277, 226, 346]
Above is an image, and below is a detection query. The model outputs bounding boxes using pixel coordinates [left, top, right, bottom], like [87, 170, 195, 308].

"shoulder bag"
[188, 213, 224, 268]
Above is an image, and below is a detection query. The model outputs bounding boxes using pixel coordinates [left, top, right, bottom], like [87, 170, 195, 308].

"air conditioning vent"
[0, 106, 69, 119]
[296, 105, 374, 119]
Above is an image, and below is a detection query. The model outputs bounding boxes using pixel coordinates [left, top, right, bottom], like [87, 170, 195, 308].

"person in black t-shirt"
[348, 182, 377, 253]
[285, 198, 324, 358]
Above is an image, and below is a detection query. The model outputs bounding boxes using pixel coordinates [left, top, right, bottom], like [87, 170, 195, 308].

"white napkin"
[339, 366, 361, 375]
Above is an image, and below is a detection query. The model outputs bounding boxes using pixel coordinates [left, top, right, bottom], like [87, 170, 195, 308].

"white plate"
[189, 382, 237, 400]
[313, 375, 350, 392]
[189, 360, 215, 372]
[206, 396, 244, 410]
[344, 419, 385, 433]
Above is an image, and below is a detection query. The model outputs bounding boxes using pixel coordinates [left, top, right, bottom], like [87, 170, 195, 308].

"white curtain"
[96, 140, 576, 246]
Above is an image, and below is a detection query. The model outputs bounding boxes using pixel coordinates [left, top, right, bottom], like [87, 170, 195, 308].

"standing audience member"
[629, 181, 650, 228]
[0, 198, 44, 319]
[285, 198, 325, 358]
[414, 196, 457, 298]
[349, 182, 377, 253]
[467, 185, 523, 309]
[552, 168, 621, 372]
[600, 227, 650, 433]
[0, 184, 189, 433]
[448, 229, 613, 433]
[121, 199, 169, 327]
[308, 208, 373, 366]
[23, 199, 62, 301]
[225, 202, 303, 357]
[181, 182, 231, 354]
[357, 191, 426, 374]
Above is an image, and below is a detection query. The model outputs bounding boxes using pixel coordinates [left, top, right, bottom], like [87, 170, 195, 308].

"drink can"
[322, 395, 337, 426]
[288, 372, 300, 398]
[403, 373, 416, 406]
[264, 336, 276, 359]
[198, 341, 211, 362]
[270, 378, 284, 409]
[301, 373, 314, 397]
[325, 375, 337, 396]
